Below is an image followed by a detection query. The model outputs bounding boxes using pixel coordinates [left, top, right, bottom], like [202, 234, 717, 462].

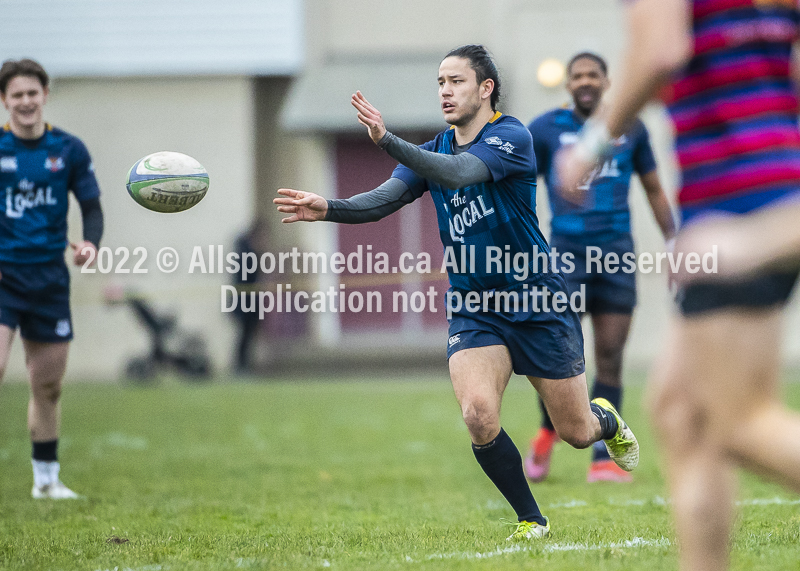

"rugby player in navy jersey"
[275, 45, 639, 541]
[525, 53, 675, 483]
[0, 59, 103, 499]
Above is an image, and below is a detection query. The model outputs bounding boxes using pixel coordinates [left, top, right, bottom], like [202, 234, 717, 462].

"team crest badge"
[55, 319, 71, 337]
[0, 157, 17, 172]
[45, 157, 65, 172]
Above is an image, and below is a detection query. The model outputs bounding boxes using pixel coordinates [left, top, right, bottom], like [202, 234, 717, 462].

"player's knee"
[649, 384, 705, 442]
[460, 396, 498, 439]
[32, 378, 62, 404]
[554, 421, 596, 450]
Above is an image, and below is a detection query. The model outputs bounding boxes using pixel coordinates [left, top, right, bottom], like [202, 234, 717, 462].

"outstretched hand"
[554, 145, 594, 205]
[273, 189, 328, 223]
[351, 91, 387, 145]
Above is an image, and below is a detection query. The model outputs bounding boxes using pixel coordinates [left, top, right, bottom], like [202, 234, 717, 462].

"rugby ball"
[126, 151, 209, 213]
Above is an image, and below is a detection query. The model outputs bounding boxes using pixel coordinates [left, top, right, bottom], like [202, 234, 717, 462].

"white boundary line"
[407, 537, 670, 563]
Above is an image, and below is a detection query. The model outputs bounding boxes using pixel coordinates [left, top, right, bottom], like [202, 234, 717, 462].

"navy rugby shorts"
[446, 272, 585, 379]
[0, 259, 73, 342]
[551, 234, 636, 314]
[678, 271, 799, 316]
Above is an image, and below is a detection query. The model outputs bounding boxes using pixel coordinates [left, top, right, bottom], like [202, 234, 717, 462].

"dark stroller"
[106, 286, 213, 382]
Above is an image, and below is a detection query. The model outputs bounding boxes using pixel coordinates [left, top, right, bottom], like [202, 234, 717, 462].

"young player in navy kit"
[0, 59, 103, 499]
[275, 45, 639, 541]
[525, 53, 675, 483]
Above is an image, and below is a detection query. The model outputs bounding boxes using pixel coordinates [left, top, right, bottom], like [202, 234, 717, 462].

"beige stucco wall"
[3, 77, 256, 381]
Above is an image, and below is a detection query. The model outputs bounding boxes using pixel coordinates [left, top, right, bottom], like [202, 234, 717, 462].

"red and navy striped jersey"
[665, 0, 800, 222]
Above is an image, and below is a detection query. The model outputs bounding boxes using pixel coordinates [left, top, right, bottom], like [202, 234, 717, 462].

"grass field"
[1, 372, 800, 571]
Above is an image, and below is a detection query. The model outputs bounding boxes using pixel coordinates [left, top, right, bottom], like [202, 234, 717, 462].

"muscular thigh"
[687, 310, 781, 403]
[0, 325, 15, 380]
[652, 308, 783, 438]
[449, 344, 513, 408]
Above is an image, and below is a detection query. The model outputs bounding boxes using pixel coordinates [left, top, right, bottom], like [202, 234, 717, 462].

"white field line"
[407, 537, 670, 563]
[537, 496, 800, 509]
[94, 566, 164, 571]
[737, 497, 800, 506]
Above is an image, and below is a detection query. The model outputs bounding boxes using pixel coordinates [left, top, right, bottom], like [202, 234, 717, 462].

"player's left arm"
[640, 170, 676, 242]
[351, 91, 492, 188]
[557, 0, 692, 195]
[72, 197, 104, 266]
[633, 123, 676, 243]
[69, 138, 103, 266]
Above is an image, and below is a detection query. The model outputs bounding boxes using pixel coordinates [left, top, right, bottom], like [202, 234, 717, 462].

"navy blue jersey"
[0, 123, 100, 263]
[391, 112, 550, 292]
[528, 108, 657, 242]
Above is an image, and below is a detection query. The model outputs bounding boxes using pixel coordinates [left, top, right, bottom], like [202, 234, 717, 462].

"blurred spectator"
[231, 219, 269, 374]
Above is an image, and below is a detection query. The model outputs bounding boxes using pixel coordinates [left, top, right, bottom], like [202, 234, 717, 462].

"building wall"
[3, 77, 257, 381]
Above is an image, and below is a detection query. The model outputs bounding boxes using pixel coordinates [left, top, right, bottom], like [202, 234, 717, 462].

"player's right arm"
[274, 177, 419, 224]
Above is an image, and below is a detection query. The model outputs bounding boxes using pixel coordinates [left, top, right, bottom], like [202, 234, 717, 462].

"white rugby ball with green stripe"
[126, 151, 209, 213]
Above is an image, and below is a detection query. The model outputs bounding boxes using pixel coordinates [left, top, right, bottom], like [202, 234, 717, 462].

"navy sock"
[591, 381, 622, 461]
[472, 429, 546, 525]
[538, 398, 555, 431]
[590, 402, 619, 441]
[32, 439, 58, 462]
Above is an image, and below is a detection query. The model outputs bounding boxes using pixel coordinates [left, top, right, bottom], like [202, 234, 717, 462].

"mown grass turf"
[1, 372, 799, 570]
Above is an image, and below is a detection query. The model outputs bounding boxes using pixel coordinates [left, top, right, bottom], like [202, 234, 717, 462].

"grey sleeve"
[379, 131, 491, 189]
[325, 177, 417, 224]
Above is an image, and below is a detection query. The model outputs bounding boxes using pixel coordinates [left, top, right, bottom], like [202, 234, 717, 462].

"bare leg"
[528, 372, 602, 449]
[591, 312, 632, 389]
[449, 344, 512, 444]
[649, 308, 800, 571]
[649, 320, 737, 571]
[25, 340, 69, 442]
[0, 325, 16, 386]
[450, 344, 549, 530]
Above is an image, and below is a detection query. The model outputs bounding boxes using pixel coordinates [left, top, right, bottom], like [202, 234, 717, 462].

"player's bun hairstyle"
[567, 52, 608, 77]
[444, 44, 502, 111]
[0, 59, 49, 95]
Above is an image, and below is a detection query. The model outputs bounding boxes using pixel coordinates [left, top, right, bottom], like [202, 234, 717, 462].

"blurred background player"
[0, 59, 103, 499]
[230, 218, 268, 375]
[275, 44, 639, 541]
[557, 1, 800, 569]
[525, 52, 675, 483]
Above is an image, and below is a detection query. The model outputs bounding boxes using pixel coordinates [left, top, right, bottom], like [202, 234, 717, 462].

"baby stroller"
[105, 285, 213, 382]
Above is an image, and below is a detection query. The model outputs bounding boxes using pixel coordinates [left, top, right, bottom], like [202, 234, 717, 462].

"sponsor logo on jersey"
[45, 157, 65, 172]
[0, 157, 17, 172]
[485, 136, 503, 146]
[559, 132, 579, 146]
[55, 319, 71, 338]
[5, 179, 58, 219]
[447, 192, 496, 243]
[578, 158, 622, 190]
[448, 334, 461, 347]
[498, 142, 515, 155]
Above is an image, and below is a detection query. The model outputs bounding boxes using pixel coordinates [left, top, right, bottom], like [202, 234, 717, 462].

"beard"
[445, 96, 484, 127]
